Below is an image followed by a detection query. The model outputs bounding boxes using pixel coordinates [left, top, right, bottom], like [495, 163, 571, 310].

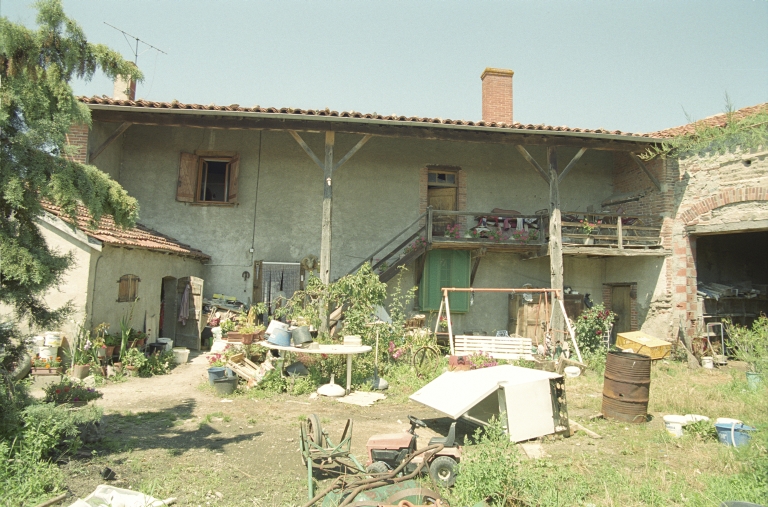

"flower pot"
[746, 371, 763, 390]
[129, 338, 145, 349]
[105, 346, 116, 359]
[113, 362, 123, 372]
[583, 237, 594, 245]
[72, 364, 90, 379]
[97, 347, 107, 358]
[225, 332, 244, 343]
[241, 333, 255, 345]
[31, 367, 63, 376]
[125, 365, 138, 377]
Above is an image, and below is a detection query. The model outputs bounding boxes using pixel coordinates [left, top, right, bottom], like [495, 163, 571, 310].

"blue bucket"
[267, 327, 292, 347]
[207, 367, 226, 386]
[715, 422, 756, 447]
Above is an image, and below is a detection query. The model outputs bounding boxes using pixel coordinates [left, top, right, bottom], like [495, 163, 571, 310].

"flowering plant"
[467, 351, 498, 369]
[579, 220, 596, 235]
[43, 378, 102, 404]
[444, 223, 462, 239]
[207, 352, 226, 367]
[573, 304, 616, 354]
[388, 341, 404, 360]
[69, 318, 93, 366]
[510, 229, 539, 244]
[33, 356, 61, 368]
[438, 316, 449, 331]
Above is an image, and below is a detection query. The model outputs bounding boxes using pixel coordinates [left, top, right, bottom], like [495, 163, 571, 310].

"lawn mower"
[365, 415, 462, 487]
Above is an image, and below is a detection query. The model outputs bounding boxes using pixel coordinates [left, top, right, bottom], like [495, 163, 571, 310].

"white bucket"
[44, 332, 63, 347]
[702, 356, 714, 369]
[172, 347, 189, 364]
[266, 320, 288, 336]
[39, 345, 59, 359]
[156, 338, 173, 352]
[663, 415, 687, 437]
[564, 365, 581, 378]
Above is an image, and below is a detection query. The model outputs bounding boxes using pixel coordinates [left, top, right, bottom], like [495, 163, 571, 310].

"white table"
[260, 342, 372, 393]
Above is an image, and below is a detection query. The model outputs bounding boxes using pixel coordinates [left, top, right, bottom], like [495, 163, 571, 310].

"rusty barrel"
[602, 350, 651, 423]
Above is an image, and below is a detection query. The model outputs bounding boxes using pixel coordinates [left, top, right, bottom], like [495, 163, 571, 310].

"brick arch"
[679, 186, 768, 225]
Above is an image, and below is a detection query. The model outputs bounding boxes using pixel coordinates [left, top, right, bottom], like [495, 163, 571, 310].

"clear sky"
[2, 0, 767, 133]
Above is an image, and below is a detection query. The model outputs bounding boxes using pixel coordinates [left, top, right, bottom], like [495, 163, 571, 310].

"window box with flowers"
[32, 356, 63, 375]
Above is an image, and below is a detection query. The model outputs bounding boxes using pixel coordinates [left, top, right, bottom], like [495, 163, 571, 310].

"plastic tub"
[701, 356, 714, 369]
[44, 332, 63, 347]
[715, 421, 756, 447]
[213, 376, 238, 396]
[564, 366, 581, 378]
[156, 338, 173, 352]
[172, 347, 189, 365]
[265, 320, 289, 336]
[208, 367, 226, 386]
[663, 415, 687, 438]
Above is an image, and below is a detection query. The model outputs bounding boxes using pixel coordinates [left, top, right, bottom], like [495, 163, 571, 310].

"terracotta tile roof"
[651, 103, 768, 139]
[41, 202, 210, 261]
[78, 96, 657, 139]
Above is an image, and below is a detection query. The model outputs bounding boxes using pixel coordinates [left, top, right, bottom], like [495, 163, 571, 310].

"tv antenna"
[104, 22, 167, 64]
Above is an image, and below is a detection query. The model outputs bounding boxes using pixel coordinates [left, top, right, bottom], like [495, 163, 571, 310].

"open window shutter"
[118, 278, 129, 302]
[177, 152, 198, 202]
[227, 155, 240, 203]
[448, 250, 470, 312]
[419, 251, 443, 311]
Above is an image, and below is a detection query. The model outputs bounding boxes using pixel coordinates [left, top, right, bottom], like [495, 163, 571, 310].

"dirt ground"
[50, 353, 456, 506]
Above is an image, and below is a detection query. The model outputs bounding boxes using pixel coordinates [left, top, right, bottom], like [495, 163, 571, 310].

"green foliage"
[42, 377, 101, 404]
[573, 304, 615, 354]
[140, 350, 174, 376]
[582, 348, 608, 374]
[0, 440, 65, 506]
[451, 416, 523, 506]
[122, 347, 147, 369]
[258, 369, 287, 395]
[288, 374, 317, 396]
[644, 100, 768, 160]
[0, 0, 142, 329]
[725, 315, 768, 373]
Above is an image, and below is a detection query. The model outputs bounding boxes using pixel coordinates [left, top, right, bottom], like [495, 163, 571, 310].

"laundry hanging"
[178, 282, 191, 325]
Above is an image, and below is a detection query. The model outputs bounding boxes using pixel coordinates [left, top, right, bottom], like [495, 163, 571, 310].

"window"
[176, 151, 240, 204]
[117, 274, 140, 302]
[427, 171, 457, 187]
[419, 250, 470, 312]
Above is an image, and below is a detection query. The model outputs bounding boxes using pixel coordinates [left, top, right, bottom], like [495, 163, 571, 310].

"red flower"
[55, 389, 61, 394]
[596, 330, 602, 335]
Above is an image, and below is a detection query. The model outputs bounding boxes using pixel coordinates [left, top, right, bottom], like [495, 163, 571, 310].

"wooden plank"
[617, 217, 624, 249]
[557, 147, 587, 184]
[320, 131, 334, 284]
[288, 130, 324, 170]
[515, 145, 550, 184]
[629, 153, 662, 191]
[470, 247, 487, 286]
[89, 122, 132, 162]
[548, 147, 564, 336]
[333, 135, 372, 171]
[686, 219, 768, 235]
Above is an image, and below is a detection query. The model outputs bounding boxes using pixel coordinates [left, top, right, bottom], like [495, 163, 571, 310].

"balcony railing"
[428, 209, 547, 247]
[560, 211, 663, 249]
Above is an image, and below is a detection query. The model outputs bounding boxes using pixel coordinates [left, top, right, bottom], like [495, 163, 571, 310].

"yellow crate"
[616, 331, 671, 360]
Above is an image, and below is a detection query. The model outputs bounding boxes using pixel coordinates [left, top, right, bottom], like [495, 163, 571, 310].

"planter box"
[31, 366, 63, 376]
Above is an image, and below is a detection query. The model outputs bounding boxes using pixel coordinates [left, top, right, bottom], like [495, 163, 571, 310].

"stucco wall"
[89, 246, 205, 342]
[89, 119, 662, 332]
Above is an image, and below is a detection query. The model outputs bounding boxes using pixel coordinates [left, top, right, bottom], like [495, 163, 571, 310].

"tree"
[0, 0, 142, 330]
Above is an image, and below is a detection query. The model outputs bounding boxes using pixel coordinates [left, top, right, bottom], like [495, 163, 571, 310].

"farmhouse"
[56, 69, 766, 348]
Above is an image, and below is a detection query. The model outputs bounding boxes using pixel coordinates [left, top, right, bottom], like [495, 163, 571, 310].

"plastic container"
[564, 366, 581, 378]
[267, 328, 292, 347]
[39, 345, 59, 359]
[715, 421, 756, 447]
[156, 338, 173, 352]
[208, 367, 226, 386]
[663, 415, 687, 438]
[266, 320, 289, 336]
[701, 356, 714, 369]
[172, 347, 190, 364]
[44, 332, 63, 347]
[213, 376, 238, 396]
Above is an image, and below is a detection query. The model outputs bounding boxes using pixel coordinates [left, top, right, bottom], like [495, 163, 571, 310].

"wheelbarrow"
[299, 414, 366, 499]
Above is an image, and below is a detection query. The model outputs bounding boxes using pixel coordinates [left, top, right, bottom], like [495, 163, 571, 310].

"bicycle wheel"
[412, 346, 440, 377]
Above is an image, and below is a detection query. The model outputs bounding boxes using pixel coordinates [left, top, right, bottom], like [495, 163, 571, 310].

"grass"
[449, 360, 768, 507]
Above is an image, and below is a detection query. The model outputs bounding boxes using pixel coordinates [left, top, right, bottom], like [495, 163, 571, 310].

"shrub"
[573, 304, 615, 354]
[725, 315, 768, 373]
[43, 378, 102, 405]
[141, 350, 174, 376]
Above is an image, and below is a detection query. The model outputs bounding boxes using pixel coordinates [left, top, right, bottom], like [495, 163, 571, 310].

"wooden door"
[428, 187, 457, 235]
[175, 276, 204, 350]
[611, 285, 632, 345]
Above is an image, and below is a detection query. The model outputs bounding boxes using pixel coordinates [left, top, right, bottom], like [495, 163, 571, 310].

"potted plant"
[104, 332, 120, 361]
[43, 378, 102, 406]
[69, 319, 93, 379]
[579, 220, 596, 245]
[122, 348, 147, 376]
[725, 315, 768, 388]
[129, 330, 147, 349]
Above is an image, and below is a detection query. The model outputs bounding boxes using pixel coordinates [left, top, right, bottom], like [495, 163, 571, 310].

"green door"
[419, 250, 470, 312]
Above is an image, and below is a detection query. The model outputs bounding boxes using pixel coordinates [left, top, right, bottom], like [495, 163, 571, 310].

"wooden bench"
[454, 334, 534, 360]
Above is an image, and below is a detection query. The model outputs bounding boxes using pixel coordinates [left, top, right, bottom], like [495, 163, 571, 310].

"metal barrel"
[601, 350, 651, 423]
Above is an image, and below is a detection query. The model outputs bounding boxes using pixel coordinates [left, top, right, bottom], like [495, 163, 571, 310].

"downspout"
[87, 251, 104, 330]
[248, 131, 264, 304]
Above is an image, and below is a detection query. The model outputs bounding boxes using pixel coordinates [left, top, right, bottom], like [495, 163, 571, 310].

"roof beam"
[288, 130, 324, 170]
[557, 147, 588, 184]
[334, 135, 372, 171]
[89, 122, 132, 162]
[90, 109, 658, 152]
[629, 153, 662, 191]
[515, 145, 550, 184]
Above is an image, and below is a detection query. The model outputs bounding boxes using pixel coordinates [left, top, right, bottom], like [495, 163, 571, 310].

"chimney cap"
[481, 68, 514, 80]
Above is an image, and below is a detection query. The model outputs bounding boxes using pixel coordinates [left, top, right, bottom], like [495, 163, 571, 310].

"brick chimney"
[481, 68, 514, 124]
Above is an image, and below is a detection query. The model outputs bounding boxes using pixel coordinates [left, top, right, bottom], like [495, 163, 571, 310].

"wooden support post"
[617, 215, 624, 249]
[320, 131, 335, 284]
[629, 153, 662, 191]
[426, 206, 434, 244]
[89, 122, 132, 162]
[444, 290, 455, 356]
[548, 146, 565, 339]
[515, 145, 550, 184]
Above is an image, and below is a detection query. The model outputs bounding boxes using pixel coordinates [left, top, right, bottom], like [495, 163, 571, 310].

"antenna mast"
[104, 22, 167, 64]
